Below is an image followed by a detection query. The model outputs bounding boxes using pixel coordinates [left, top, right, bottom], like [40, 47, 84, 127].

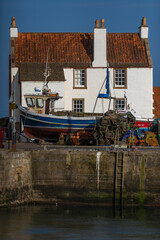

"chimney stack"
[10, 17, 18, 38]
[139, 17, 148, 39]
[92, 19, 107, 67]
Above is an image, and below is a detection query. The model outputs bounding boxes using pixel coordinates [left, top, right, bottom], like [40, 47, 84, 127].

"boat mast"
[43, 48, 51, 90]
[93, 67, 110, 114]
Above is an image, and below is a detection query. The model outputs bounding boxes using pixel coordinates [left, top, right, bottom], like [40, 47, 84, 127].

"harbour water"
[0, 206, 160, 240]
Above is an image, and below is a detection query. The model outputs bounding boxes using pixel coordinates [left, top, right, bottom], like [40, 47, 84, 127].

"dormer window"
[114, 69, 127, 88]
[73, 69, 87, 89]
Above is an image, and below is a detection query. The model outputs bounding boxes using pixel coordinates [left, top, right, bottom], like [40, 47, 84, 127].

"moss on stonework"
[140, 156, 145, 190]
[66, 152, 71, 168]
[0, 192, 12, 206]
[138, 156, 146, 205]
[0, 153, 4, 160]
[138, 192, 146, 205]
[87, 192, 109, 200]
[122, 190, 127, 200]
[0, 199, 11, 206]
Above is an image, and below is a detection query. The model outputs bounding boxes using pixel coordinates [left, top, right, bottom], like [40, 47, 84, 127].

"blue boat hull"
[19, 106, 100, 140]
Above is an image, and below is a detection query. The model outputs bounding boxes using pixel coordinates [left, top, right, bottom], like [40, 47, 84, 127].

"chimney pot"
[11, 17, 16, 27]
[101, 19, 105, 28]
[141, 17, 147, 26]
[95, 19, 99, 28]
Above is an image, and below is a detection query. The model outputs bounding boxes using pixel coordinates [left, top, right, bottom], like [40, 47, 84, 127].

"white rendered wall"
[64, 68, 110, 113]
[98, 67, 153, 118]
[21, 81, 64, 111]
[125, 68, 153, 118]
[64, 67, 153, 118]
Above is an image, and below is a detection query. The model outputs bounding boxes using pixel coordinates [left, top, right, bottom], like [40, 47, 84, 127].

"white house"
[9, 17, 154, 124]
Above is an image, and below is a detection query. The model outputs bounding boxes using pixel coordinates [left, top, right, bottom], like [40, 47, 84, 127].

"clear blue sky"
[0, 0, 160, 118]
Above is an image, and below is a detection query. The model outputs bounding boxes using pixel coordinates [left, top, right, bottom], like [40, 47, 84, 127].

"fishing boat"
[19, 104, 101, 140]
[19, 52, 102, 140]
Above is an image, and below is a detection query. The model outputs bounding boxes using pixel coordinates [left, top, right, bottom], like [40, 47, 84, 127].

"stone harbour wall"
[0, 149, 160, 207]
[0, 150, 32, 206]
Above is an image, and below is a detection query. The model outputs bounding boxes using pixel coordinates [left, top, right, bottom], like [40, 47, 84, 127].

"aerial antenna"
[43, 48, 51, 90]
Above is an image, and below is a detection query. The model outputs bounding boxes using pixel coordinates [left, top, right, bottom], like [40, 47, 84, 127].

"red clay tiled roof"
[107, 33, 148, 67]
[15, 33, 92, 64]
[153, 87, 160, 118]
[15, 32, 149, 67]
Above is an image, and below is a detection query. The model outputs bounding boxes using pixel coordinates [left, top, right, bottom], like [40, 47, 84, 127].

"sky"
[0, 0, 160, 118]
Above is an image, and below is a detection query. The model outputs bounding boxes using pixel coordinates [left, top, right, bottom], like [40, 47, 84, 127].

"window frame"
[73, 68, 87, 89]
[26, 97, 35, 108]
[36, 98, 44, 108]
[72, 98, 85, 113]
[114, 98, 127, 112]
[113, 68, 127, 89]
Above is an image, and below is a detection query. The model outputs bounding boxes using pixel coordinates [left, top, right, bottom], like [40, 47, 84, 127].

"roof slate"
[153, 87, 160, 118]
[15, 32, 149, 68]
[19, 62, 91, 81]
[19, 63, 65, 81]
